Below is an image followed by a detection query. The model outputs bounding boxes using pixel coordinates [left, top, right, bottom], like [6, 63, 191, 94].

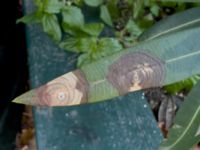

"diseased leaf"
[158, 81, 200, 150]
[139, 7, 200, 41]
[42, 13, 62, 42]
[84, 0, 103, 7]
[100, 5, 113, 27]
[13, 7, 200, 106]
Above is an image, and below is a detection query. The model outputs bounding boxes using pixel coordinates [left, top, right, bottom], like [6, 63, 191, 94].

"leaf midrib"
[162, 106, 200, 150]
[90, 49, 200, 85]
[145, 18, 200, 41]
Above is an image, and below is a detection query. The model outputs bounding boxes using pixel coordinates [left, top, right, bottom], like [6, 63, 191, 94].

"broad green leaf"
[100, 5, 113, 27]
[42, 14, 62, 42]
[150, 4, 160, 16]
[160, 0, 200, 2]
[125, 20, 144, 38]
[84, 0, 103, 7]
[158, 81, 200, 150]
[139, 7, 200, 41]
[165, 75, 200, 94]
[60, 37, 122, 66]
[60, 37, 97, 53]
[43, 0, 62, 14]
[17, 11, 42, 24]
[61, 6, 85, 35]
[81, 23, 104, 37]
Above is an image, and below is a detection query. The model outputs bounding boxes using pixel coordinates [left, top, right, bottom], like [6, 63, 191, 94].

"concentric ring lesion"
[107, 52, 165, 94]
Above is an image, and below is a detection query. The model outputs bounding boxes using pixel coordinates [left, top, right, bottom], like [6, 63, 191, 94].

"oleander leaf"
[139, 7, 200, 41]
[158, 81, 200, 150]
[13, 8, 200, 106]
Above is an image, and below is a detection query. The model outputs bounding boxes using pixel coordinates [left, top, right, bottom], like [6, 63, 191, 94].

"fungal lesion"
[129, 63, 154, 92]
[13, 70, 89, 106]
[107, 52, 165, 95]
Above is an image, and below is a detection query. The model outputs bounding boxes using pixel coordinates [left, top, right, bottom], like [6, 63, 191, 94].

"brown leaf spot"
[34, 70, 89, 106]
[107, 52, 165, 95]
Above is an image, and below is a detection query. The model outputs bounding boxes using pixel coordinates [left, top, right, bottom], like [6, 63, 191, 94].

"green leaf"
[43, 0, 62, 14]
[34, 0, 43, 8]
[165, 75, 200, 94]
[158, 81, 200, 150]
[81, 23, 104, 37]
[84, 0, 103, 7]
[133, 0, 144, 19]
[61, 6, 85, 35]
[160, 0, 200, 2]
[60, 37, 97, 53]
[60, 37, 122, 67]
[150, 4, 160, 17]
[17, 12, 42, 24]
[77, 38, 122, 67]
[12, 7, 200, 106]
[125, 20, 144, 38]
[139, 7, 200, 41]
[42, 13, 62, 42]
[100, 5, 113, 27]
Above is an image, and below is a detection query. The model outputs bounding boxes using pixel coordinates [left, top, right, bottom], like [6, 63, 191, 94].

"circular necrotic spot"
[106, 52, 165, 95]
[34, 70, 89, 106]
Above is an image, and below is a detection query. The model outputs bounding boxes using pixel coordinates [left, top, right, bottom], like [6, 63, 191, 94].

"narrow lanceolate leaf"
[139, 7, 200, 41]
[13, 9, 200, 106]
[158, 81, 200, 150]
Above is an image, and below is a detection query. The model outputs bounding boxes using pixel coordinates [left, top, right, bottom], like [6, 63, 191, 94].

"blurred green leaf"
[60, 37, 97, 53]
[61, 6, 85, 35]
[84, 0, 103, 7]
[165, 75, 200, 94]
[34, 0, 43, 8]
[42, 13, 62, 42]
[100, 5, 113, 27]
[133, 0, 144, 19]
[43, 0, 62, 14]
[125, 20, 144, 38]
[160, 0, 200, 2]
[150, 4, 160, 16]
[17, 11, 43, 24]
[158, 81, 200, 150]
[77, 37, 122, 66]
[81, 23, 104, 36]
